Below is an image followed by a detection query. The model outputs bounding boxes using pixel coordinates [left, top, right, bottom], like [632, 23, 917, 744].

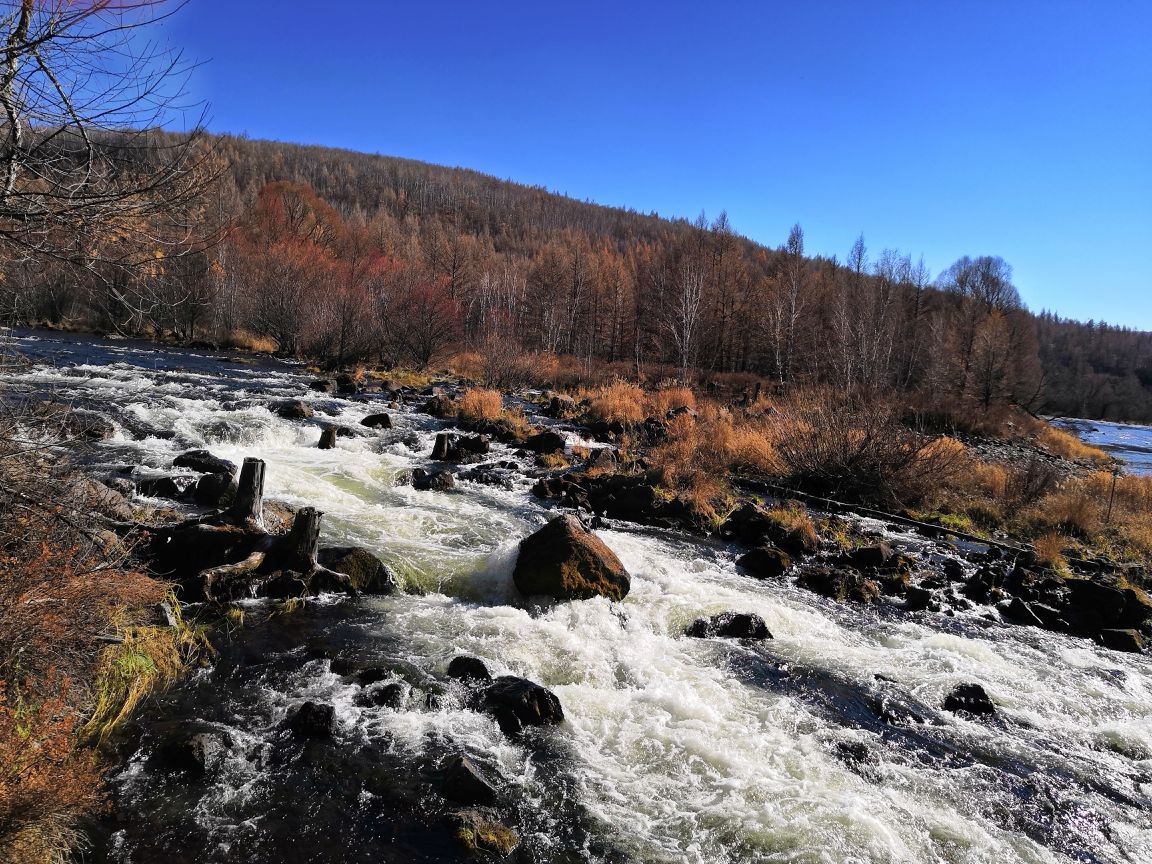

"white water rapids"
[3, 331, 1151, 864]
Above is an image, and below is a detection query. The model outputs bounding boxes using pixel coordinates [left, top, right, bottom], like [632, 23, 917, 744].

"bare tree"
[0, 1, 218, 286]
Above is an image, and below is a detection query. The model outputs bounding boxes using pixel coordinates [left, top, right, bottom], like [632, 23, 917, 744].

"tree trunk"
[227, 457, 265, 528]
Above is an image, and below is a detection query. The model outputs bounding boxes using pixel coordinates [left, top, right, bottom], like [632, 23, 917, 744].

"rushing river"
[3, 329, 1151, 864]
[1055, 419, 1152, 477]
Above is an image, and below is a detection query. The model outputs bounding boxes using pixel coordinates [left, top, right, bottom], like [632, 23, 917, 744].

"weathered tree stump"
[227, 457, 265, 529]
[318, 429, 338, 450]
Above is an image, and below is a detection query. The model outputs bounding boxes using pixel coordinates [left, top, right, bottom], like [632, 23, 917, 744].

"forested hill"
[6, 131, 1152, 423]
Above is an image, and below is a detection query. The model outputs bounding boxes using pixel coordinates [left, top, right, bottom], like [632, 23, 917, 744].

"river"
[2, 329, 1150, 864]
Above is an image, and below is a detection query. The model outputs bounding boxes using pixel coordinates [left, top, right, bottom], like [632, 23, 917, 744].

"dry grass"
[582, 381, 648, 425]
[649, 386, 696, 416]
[221, 329, 279, 354]
[456, 387, 504, 422]
[1035, 425, 1111, 465]
[1033, 532, 1068, 570]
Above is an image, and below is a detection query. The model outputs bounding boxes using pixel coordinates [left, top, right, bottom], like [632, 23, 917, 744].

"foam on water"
[4, 332, 1151, 863]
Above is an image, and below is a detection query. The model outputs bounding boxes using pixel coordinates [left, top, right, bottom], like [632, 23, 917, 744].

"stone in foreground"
[513, 514, 630, 601]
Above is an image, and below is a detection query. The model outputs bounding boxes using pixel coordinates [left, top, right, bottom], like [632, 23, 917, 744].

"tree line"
[2, 132, 1150, 423]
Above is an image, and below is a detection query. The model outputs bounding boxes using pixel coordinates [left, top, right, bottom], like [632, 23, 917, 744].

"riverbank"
[2, 330, 1151, 863]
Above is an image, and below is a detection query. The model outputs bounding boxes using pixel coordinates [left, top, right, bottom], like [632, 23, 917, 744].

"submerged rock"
[360, 412, 392, 429]
[736, 546, 791, 579]
[285, 701, 336, 738]
[316, 546, 397, 594]
[442, 754, 499, 805]
[513, 514, 630, 601]
[447, 655, 492, 684]
[412, 467, 455, 491]
[685, 611, 772, 640]
[942, 683, 995, 716]
[479, 675, 564, 737]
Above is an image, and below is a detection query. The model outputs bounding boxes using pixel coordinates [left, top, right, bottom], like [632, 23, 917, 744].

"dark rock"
[522, 430, 566, 454]
[335, 373, 359, 395]
[1119, 587, 1152, 630]
[359, 681, 407, 709]
[513, 514, 630, 601]
[412, 468, 455, 491]
[447, 656, 492, 684]
[136, 475, 190, 500]
[876, 570, 911, 596]
[308, 379, 336, 393]
[64, 409, 116, 441]
[942, 683, 995, 716]
[432, 432, 490, 461]
[442, 754, 499, 805]
[1002, 597, 1044, 627]
[458, 417, 525, 445]
[833, 740, 875, 766]
[1098, 629, 1144, 653]
[316, 546, 398, 594]
[317, 428, 338, 449]
[736, 546, 791, 579]
[797, 568, 880, 604]
[1064, 578, 1127, 634]
[422, 394, 456, 417]
[191, 472, 238, 508]
[274, 399, 313, 420]
[479, 676, 564, 736]
[173, 449, 237, 476]
[153, 727, 233, 776]
[686, 611, 772, 640]
[361, 412, 392, 429]
[546, 394, 577, 417]
[844, 542, 894, 570]
[904, 585, 934, 611]
[285, 701, 336, 738]
[586, 447, 617, 469]
[720, 502, 817, 557]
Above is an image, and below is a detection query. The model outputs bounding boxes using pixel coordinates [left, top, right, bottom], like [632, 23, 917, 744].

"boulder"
[358, 681, 407, 709]
[843, 542, 894, 570]
[1098, 628, 1144, 653]
[513, 515, 630, 601]
[442, 754, 499, 806]
[904, 585, 934, 612]
[191, 472, 238, 508]
[136, 475, 190, 500]
[546, 394, 577, 418]
[69, 476, 134, 522]
[479, 676, 564, 737]
[1064, 578, 1128, 634]
[447, 655, 492, 684]
[522, 430, 566, 454]
[152, 727, 233, 776]
[412, 468, 455, 491]
[586, 447, 618, 469]
[360, 412, 392, 429]
[335, 373, 359, 395]
[432, 432, 490, 461]
[736, 546, 791, 580]
[274, 399, 313, 420]
[285, 701, 336, 738]
[797, 568, 880, 604]
[1119, 586, 1152, 630]
[422, 394, 456, 417]
[316, 546, 397, 594]
[720, 502, 817, 557]
[942, 683, 995, 716]
[173, 449, 237, 476]
[686, 611, 772, 640]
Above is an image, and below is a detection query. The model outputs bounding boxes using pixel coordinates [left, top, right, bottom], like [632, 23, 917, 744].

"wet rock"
[720, 502, 817, 557]
[308, 378, 336, 393]
[522, 430, 566, 454]
[1064, 578, 1127, 634]
[479, 676, 564, 737]
[797, 567, 880, 604]
[63, 408, 116, 441]
[412, 467, 455, 491]
[833, 740, 875, 767]
[942, 683, 995, 716]
[458, 416, 525, 445]
[447, 810, 520, 856]
[285, 701, 336, 738]
[274, 399, 313, 420]
[686, 611, 772, 640]
[876, 569, 911, 596]
[1001, 596, 1044, 627]
[432, 432, 490, 461]
[335, 373, 359, 395]
[843, 542, 894, 570]
[152, 727, 234, 776]
[1119, 586, 1152, 630]
[316, 546, 397, 594]
[173, 449, 237, 476]
[736, 546, 791, 580]
[317, 428, 338, 450]
[447, 655, 492, 684]
[360, 412, 392, 429]
[136, 475, 191, 500]
[546, 394, 577, 417]
[513, 514, 630, 601]
[442, 754, 499, 805]
[586, 447, 617, 469]
[1098, 629, 1144, 653]
[422, 394, 456, 417]
[191, 472, 238, 508]
[101, 475, 136, 498]
[358, 681, 407, 709]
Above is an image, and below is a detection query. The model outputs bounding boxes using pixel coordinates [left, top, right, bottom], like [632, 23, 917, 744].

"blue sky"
[164, 1, 1151, 329]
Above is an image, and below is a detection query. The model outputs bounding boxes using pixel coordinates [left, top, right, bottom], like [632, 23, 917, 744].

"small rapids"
[3, 330, 1151, 864]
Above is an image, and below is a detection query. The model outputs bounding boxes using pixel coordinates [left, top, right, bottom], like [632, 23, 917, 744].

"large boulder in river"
[513, 515, 630, 601]
[942, 683, 995, 716]
[442, 754, 499, 805]
[316, 546, 397, 594]
[284, 701, 336, 738]
[361, 412, 392, 429]
[522, 430, 566, 454]
[274, 399, 313, 420]
[736, 546, 791, 579]
[1098, 628, 1144, 653]
[686, 612, 772, 640]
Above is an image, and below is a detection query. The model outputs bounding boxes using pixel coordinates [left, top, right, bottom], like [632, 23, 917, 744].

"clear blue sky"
[164, 1, 1151, 329]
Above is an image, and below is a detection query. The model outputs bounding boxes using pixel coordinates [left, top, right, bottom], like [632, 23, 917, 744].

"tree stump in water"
[318, 429, 337, 450]
[226, 457, 265, 529]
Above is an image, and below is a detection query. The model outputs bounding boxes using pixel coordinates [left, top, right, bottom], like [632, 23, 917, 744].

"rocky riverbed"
[3, 328, 1151, 864]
